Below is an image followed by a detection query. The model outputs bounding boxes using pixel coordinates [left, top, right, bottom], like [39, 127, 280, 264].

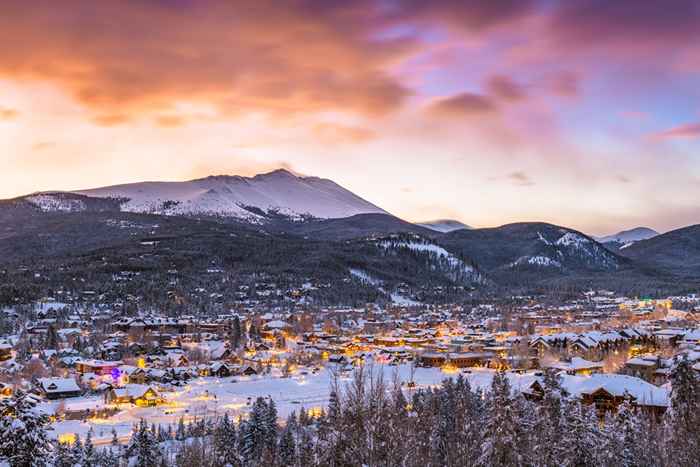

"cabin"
[106, 384, 164, 407]
[75, 359, 122, 376]
[451, 352, 494, 368]
[562, 373, 668, 417]
[544, 357, 603, 376]
[210, 362, 231, 378]
[37, 377, 83, 400]
[622, 356, 664, 383]
[0, 343, 12, 361]
[240, 365, 258, 376]
[419, 352, 447, 367]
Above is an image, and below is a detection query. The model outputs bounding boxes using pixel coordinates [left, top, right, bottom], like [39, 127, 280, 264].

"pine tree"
[213, 413, 238, 463]
[278, 419, 296, 467]
[667, 355, 700, 466]
[54, 441, 75, 467]
[83, 429, 96, 467]
[126, 418, 163, 467]
[478, 371, 524, 467]
[241, 397, 267, 463]
[97, 449, 120, 467]
[560, 400, 603, 467]
[532, 370, 567, 466]
[264, 398, 279, 455]
[70, 435, 84, 466]
[231, 316, 242, 350]
[176, 417, 187, 441]
[0, 390, 54, 467]
[607, 400, 652, 467]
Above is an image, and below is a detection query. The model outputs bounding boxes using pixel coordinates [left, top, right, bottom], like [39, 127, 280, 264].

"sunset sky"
[2, 0, 700, 235]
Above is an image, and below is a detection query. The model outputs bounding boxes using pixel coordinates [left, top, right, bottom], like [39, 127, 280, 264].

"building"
[106, 384, 164, 407]
[37, 377, 83, 400]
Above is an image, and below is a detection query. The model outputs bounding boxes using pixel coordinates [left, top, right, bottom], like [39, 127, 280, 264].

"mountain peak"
[40, 169, 389, 220]
[416, 219, 471, 233]
[255, 168, 298, 179]
[597, 227, 659, 244]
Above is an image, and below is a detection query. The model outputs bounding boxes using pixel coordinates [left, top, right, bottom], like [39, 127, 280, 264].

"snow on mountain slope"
[509, 255, 562, 269]
[69, 169, 387, 220]
[416, 219, 471, 233]
[26, 194, 86, 213]
[597, 227, 659, 244]
[377, 234, 481, 283]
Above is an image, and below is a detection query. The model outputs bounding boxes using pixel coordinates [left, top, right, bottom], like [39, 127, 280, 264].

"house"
[419, 352, 447, 367]
[544, 357, 604, 376]
[562, 373, 668, 416]
[37, 377, 83, 400]
[118, 365, 148, 384]
[622, 356, 664, 383]
[240, 365, 258, 376]
[210, 362, 231, 378]
[0, 343, 12, 361]
[106, 384, 164, 406]
[75, 359, 122, 376]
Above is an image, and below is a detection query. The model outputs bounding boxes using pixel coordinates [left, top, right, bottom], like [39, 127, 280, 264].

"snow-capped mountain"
[441, 223, 620, 275]
[597, 227, 659, 245]
[416, 219, 471, 233]
[29, 169, 388, 221]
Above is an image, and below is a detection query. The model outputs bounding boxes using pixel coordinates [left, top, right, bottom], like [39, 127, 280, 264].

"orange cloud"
[155, 115, 186, 128]
[91, 114, 131, 127]
[0, 1, 414, 121]
[0, 107, 19, 120]
[312, 123, 377, 144]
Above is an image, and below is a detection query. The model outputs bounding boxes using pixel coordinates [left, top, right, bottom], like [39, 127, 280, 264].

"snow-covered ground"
[44, 363, 449, 444]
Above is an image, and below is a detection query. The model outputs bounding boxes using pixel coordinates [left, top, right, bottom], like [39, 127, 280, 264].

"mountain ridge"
[23, 169, 388, 222]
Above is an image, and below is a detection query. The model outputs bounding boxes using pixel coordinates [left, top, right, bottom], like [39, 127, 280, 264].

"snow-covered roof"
[562, 374, 669, 407]
[38, 377, 81, 394]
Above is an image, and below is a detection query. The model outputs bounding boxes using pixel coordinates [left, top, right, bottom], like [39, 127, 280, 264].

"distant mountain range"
[597, 227, 659, 244]
[0, 169, 696, 301]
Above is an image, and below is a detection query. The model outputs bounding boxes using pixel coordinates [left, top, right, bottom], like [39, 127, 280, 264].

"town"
[1, 287, 700, 464]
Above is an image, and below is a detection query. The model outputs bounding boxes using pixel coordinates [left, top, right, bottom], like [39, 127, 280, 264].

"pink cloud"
[651, 122, 700, 140]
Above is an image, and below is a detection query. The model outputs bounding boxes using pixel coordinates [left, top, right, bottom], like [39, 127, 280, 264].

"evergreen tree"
[176, 417, 187, 441]
[532, 370, 567, 467]
[241, 397, 268, 463]
[126, 419, 163, 467]
[231, 316, 242, 350]
[54, 441, 75, 467]
[278, 418, 296, 467]
[560, 400, 603, 467]
[478, 372, 524, 467]
[213, 413, 238, 463]
[0, 390, 53, 467]
[70, 435, 84, 466]
[667, 355, 700, 466]
[264, 398, 279, 455]
[83, 429, 96, 467]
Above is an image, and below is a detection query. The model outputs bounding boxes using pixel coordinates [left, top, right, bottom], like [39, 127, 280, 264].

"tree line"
[2, 357, 700, 466]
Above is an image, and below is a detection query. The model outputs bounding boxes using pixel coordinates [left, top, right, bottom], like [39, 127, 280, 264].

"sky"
[1, 0, 700, 236]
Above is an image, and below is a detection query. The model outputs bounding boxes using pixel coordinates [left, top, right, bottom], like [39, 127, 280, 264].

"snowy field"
[44, 363, 455, 444]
